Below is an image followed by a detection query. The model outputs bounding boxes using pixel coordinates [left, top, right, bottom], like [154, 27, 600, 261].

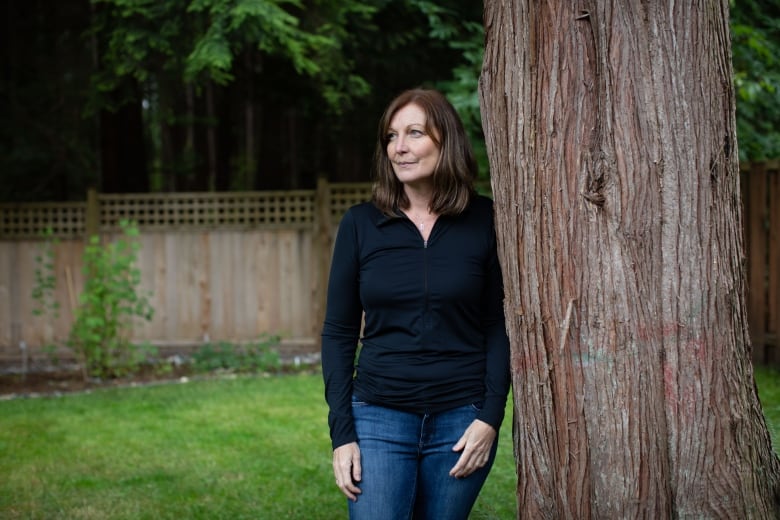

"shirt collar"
[372, 199, 474, 227]
[373, 206, 404, 227]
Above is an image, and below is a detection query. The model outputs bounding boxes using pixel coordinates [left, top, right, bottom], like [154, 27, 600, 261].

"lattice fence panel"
[0, 184, 374, 239]
[99, 191, 316, 231]
[0, 202, 86, 238]
[329, 183, 372, 224]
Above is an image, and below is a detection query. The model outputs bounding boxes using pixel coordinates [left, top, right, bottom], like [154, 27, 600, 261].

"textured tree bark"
[479, 1, 780, 518]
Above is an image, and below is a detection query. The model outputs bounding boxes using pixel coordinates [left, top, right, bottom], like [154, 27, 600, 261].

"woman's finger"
[333, 442, 362, 501]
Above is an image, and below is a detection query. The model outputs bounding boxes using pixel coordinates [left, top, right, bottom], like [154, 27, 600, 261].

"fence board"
[1, 175, 777, 369]
[744, 162, 779, 365]
[769, 168, 779, 358]
[0, 185, 361, 368]
[0, 243, 16, 347]
[746, 165, 768, 359]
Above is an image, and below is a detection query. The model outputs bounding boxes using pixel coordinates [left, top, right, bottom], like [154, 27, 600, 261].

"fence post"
[314, 177, 333, 346]
[85, 188, 99, 240]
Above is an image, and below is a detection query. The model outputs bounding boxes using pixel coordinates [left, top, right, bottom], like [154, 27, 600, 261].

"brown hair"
[371, 88, 477, 216]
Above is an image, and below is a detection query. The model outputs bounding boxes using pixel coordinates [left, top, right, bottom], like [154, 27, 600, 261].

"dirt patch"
[0, 365, 198, 399]
[0, 352, 321, 399]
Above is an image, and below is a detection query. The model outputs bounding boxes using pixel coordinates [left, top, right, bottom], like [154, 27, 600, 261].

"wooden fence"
[0, 164, 778, 369]
[743, 161, 780, 365]
[0, 180, 371, 367]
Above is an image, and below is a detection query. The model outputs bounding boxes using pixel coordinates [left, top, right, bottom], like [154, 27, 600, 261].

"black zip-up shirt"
[321, 195, 510, 449]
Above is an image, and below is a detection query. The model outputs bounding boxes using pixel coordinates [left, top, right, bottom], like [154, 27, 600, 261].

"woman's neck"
[402, 186, 437, 240]
[403, 185, 434, 216]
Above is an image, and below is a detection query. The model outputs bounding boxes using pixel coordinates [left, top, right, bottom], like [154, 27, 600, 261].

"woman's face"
[386, 103, 440, 188]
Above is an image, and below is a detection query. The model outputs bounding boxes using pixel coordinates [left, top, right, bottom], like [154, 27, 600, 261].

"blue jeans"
[348, 396, 498, 520]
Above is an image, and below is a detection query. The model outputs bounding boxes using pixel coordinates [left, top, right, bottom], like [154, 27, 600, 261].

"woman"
[321, 87, 510, 519]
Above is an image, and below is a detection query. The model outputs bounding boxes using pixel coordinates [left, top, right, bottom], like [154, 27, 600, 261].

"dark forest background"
[2, 0, 779, 202]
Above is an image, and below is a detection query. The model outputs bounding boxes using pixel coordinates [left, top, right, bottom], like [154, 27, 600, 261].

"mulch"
[0, 351, 321, 400]
[0, 365, 197, 399]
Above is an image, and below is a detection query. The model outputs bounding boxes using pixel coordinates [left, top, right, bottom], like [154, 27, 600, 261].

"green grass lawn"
[755, 365, 780, 449]
[1, 366, 778, 519]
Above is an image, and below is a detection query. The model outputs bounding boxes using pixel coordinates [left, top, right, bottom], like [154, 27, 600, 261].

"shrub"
[68, 220, 155, 380]
[192, 335, 281, 373]
[31, 228, 61, 360]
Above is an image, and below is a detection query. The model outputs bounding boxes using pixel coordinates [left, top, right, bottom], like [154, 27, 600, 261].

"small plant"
[192, 335, 281, 374]
[68, 220, 155, 380]
[244, 337, 282, 372]
[31, 228, 61, 361]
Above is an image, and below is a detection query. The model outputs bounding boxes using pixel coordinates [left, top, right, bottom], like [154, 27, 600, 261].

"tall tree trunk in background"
[89, 1, 103, 193]
[159, 81, 184, 192]
[214, 82, 234, 191]
[287, 108, 300, 189]
[244, 50, 258, 190]
[479, 2, 780, 518]
[99, 86, 148, 194]
[182, 83, 197, 190]
[206, 80, 217, 191]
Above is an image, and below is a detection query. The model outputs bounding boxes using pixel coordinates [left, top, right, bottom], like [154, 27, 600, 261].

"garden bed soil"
[0, 351, 321, 399]
[0, 364, 198, 398]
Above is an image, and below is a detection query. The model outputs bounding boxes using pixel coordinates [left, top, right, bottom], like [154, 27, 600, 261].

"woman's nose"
[393, 135, 408, 153]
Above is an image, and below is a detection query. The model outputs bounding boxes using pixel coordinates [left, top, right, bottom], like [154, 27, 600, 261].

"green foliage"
[185, 0, 331, 83]
[337, 0, 490, 178]
[401, 2, 488, 177]
[31, 229, 62, 360]
[431, 1, 780, 167]
[31, 228, 61, 321]
[298, 1, 376, 115]
[731, 0, 780, 161]
[10, 1, 780, 199]
[88, 0, 374, 114]
[432, 19, 489, 178]
[3, 1, 490, 196]
[191, 335, 282, 373]
[68, 220, 155, 380]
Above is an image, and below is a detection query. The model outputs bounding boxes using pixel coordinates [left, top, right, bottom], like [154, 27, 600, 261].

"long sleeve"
[475, 225, 511, 430]
[321, 209, 363, 449]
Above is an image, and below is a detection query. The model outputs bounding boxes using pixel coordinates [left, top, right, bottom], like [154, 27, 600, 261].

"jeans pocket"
[470, 401, 484, 412]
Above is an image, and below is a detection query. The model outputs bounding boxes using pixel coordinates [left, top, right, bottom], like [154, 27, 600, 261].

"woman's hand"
[449, 419, 496, 478]
[333, 441, 362, 501]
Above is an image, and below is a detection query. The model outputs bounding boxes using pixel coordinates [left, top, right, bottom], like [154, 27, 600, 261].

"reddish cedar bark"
[479, 1, 780, 518]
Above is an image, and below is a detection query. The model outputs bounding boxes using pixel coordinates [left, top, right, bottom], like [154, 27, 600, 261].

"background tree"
[480, 1, 780, 517]
[731, 0, 780, 162]
[0, 0, 486, 200]
[86, 0, 372, 192]
[1, 0, 99, 201]
[2, 0, 776, 201]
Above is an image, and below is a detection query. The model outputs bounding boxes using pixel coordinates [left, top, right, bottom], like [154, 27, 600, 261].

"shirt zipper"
[423, 230, 430, 323]
[405, 215, 431, 318]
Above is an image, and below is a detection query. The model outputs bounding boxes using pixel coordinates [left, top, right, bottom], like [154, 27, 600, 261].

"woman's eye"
[386, 132, 397, 141]
[410, 129, 424, 137]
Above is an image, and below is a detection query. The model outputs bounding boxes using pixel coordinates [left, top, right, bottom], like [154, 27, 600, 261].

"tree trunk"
[205, 80, 217, 191]
[244, 50, 257, 191]
[479, 1, 780, 518]
[99, 86, 148, 194]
